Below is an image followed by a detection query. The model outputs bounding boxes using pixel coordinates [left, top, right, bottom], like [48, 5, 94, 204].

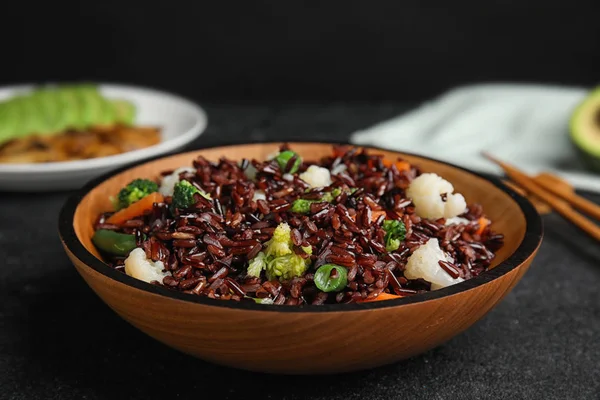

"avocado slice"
[56, 86, 84, 131]
[111, 99, 136, 125]
[15, 95, 47, 137]
[570, 86, 600, 173]
[24, 93, 48, 136]
[97, 94, 116, 127]
[73, 84, 106, 129]
[0, 99, 20, 143]
[30, 88, 62, 135]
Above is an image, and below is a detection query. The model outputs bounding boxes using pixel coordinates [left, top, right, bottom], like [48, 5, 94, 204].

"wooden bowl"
[59, 142, 543, 374]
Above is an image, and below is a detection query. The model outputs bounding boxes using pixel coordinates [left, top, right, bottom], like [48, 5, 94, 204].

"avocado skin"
[573, 145, 600, 173]
[569, 86, 600, 173]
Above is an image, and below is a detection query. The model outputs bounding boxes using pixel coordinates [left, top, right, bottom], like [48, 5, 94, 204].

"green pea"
[314, 264, 348, 292]
[92, 229, 137, 256]
[275, 150, 302, 174]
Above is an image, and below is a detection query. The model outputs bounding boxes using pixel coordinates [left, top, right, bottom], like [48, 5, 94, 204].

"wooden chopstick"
[532, 174, 600, 221]
[482, 152, 600, 241]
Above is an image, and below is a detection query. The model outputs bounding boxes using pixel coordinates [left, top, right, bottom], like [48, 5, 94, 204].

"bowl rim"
[58, 140, 543, 313]
[0, 82, 208, 174]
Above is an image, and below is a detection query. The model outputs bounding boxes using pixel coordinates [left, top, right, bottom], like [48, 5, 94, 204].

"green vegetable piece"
[266, 254, 309, 281]
[250, 297, 274, 305]
[275, 150, 302, 174]
[171, 180, 211, 211]
[114, 179, 159, 210]
[290, 188, 343, 214]
[264, 222, 293, 258]
[314, 264, 348, 292]
[290, 199, 314, 214]
[246, 222, 312, 280]
[382, 219, 406, 252]
[92, 229, 137, 256]
[320, 187, 342, 203]
[247, 251, 267, 277]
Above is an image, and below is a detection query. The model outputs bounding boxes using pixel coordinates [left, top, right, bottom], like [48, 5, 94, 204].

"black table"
[2, 103, 599, 400]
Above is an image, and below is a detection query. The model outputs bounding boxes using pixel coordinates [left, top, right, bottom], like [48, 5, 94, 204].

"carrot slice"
[371, 210, 387, 222]
[357, 292, 404, 303]
[475, 217, 490, 236]
[395, 161, 411, 171]
[382, 159, 411, 171]
[106, 192, 164, 225]
[349, 210, 387, 223]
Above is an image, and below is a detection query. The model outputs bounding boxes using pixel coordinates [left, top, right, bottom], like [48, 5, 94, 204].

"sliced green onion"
[275, 150, 302, 174]
[314, 264, 348, 292]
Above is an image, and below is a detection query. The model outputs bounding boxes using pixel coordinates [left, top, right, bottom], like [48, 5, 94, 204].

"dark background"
[2, 0, 599, 103]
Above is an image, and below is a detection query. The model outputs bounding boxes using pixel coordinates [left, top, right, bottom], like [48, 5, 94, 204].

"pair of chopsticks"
[482, 153, 600, 241]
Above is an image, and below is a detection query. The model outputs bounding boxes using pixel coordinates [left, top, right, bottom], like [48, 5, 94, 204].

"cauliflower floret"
[299, 165, 332, 188]
[266, 150, 280, 160]
[253, 190, 266, 201]
[124, 248, 171, 283]
[406, 173, 467, 219]
[243, 163, 258, 181]
[445, 217, 471, 226]
[159, 167, 196, 196]
[330, 163, 347, 176]
[404, 238, 464, 290]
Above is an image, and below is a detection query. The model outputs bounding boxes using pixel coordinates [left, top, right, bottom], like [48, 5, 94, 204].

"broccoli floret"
[264, 222, 293, 258]
[266, 254, 309, 281]
[171, 180, 211, 210]
[114, 179, 159, 210]
[382, 219, 407, 252]
[246, 222, 311, 280]
[247, 251, 267, 277]
[290, 188, 343, 214]
[290, 199, 314, 214]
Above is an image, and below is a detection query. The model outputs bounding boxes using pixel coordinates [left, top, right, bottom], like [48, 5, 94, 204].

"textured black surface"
[2, 104, 600, 400]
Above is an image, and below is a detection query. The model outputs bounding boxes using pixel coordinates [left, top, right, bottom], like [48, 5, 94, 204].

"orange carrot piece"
[382, 159, 411, 171]
[371, 210, 387, 222]
[349, 210, 386, 223]
[106, 192, 164, 225]
[357, 292, 403, 303]
[394, 161, 411, 171]
[475, 217, 490, 236]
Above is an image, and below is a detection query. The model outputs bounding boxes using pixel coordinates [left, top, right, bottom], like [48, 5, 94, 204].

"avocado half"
[570, 86, 600, 173]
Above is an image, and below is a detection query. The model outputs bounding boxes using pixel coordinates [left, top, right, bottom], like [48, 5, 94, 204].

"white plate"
[0, 83, 207, 192]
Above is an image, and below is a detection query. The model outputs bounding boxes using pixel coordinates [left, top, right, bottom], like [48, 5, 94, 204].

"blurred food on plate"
[0, 84, 161, 163]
